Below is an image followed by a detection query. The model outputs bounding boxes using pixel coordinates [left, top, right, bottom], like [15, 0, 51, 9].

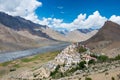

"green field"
[0, 50, 60, 77]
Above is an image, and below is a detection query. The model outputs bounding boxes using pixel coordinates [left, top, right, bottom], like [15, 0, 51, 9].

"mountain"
[0, 12, 68, 52]
[0, 23, 39, 52]
[57, 29, 69, 35]
[83, 21, 120, 57]
[0, 11, 100, 52]
[0, 12, 99, 42]
[0, 12, 56, 40]
[77, 28, 95, 34]
[38, 27, 68, 41]
[66, 29, 98, 42]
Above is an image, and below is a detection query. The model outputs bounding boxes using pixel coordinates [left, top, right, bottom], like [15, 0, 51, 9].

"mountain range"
[66, 29, 98, 42]
[0, 12, 97, 52]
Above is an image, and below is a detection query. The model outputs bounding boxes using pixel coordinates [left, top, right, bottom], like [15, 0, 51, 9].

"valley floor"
[0, 51, 61, 79]
[2, 57, 120, 80]
[1, 43, 120, 80]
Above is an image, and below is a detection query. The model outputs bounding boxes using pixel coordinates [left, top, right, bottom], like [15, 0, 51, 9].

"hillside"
[83, 21, 120, 57]
[0, 23, 38, 52]
[0, 12, 98, 42]
[0, 12, 66, 52]
[66, 29, 98, 42]
[0, 12, 56, 40]
[34, 26, 68, 41]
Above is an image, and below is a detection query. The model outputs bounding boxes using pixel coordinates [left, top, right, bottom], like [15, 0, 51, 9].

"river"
[0, 43, 70, 63]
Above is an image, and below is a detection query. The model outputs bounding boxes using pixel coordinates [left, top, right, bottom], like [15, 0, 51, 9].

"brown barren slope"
[83, 21, 120, 57]
[0, 23, 38, 52]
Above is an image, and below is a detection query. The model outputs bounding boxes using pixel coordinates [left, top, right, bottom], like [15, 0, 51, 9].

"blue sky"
[0, 0, 120, 31]
[36, 0, 120, 23]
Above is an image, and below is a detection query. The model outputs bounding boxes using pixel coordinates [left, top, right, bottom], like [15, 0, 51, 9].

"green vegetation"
[9, 68, 16, 72]
[77, 46, 87, 53]
[97, 55, 108, 62]
[91, 54, 109, 63]
[114, 55, 120, 60]
[0, 50, 60, 77]
[93, 54, 120, 63]
[21, 51, 60, 63]
[50, 65, 60, 76]
[85, 77, 92, 80]
[78, 61, 86, 69]
[63, 61, 87, 77]
[13, 64, 20, 68]
[51, 60, 87, 78]
[0, 50, 60, 67]
[51, 72, 63, 79]
[50, 53, 120, 79]
[88, 59, 95, 65]
[50, 65, 64, 79]
[111, 77, 115, 80]
[108, 54, 120, 62]
[0, 61, 12, 66]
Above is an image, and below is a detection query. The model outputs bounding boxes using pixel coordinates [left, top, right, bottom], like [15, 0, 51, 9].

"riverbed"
[0, 43, 70, 63]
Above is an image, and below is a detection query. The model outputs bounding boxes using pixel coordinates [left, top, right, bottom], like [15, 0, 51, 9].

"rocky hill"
[83, 21, 120, 57]
[66, 29, 98, 42]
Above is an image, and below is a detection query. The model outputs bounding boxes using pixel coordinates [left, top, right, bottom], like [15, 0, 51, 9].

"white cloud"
[0, 0, 120, 31]
[41, 11, 107, 31]
[57, 6, 63, 9]
[109, 15, 120, 24]
[0, 0, 42, 23]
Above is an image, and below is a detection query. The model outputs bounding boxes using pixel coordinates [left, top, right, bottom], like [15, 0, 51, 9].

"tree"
[88, 59, 95, 65]
[78, 61, 86, 69]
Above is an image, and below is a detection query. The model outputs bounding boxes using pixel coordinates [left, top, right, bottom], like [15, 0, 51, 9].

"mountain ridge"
[82, 21, 120, 57]
[0, 12, 56, 40]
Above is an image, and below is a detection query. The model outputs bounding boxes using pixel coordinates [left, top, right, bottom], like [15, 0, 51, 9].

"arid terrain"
[0, 1, 120, 79]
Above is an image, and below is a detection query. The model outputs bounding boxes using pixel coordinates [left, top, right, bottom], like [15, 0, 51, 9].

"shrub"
[85, 77, 92, 80]
[69, 67, 77, 73]
[78, 61, 86, 69]
[10, 68, 16, 72]
[77, 46, 87, 53]
[115, 55, 120, 60]
[1, 61, 12, 66]
[50, 65, 62, 79]
[51, 72, 63, 79]
[90, 54, 98, 58]
[88, 59, 95, 65]
[97, 55, 108, 62]
[111, 77, 115, 80]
